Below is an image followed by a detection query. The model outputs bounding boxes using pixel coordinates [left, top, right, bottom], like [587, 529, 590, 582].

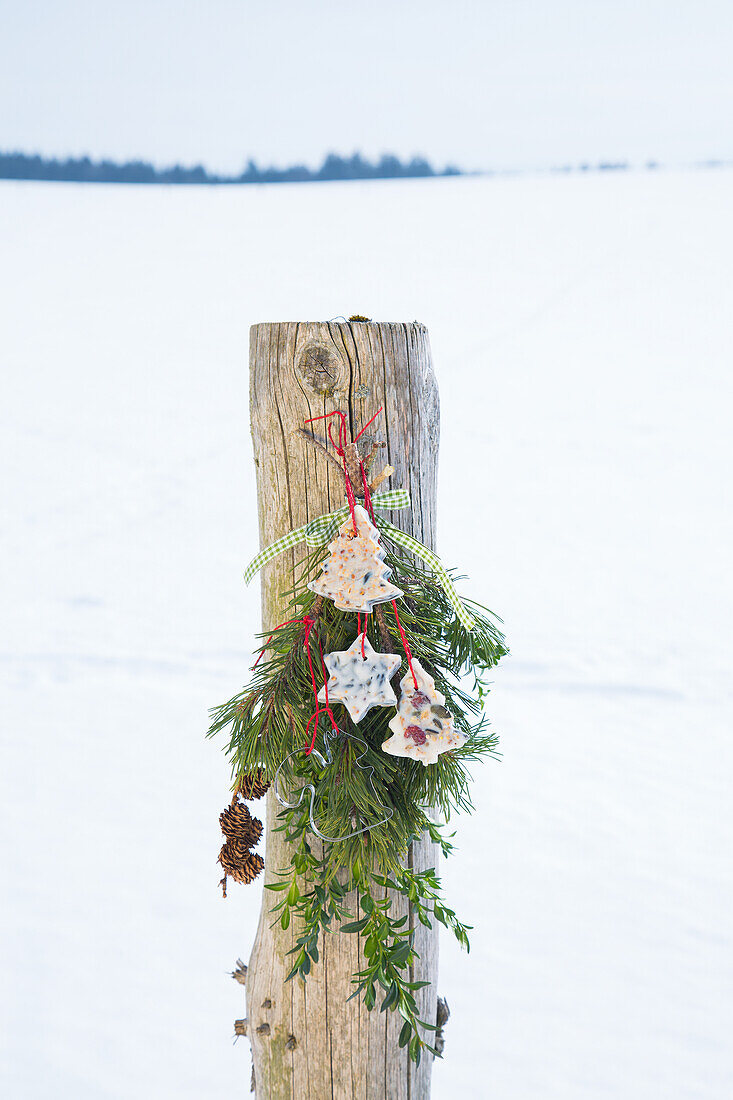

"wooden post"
[247, 320, 440, 1099]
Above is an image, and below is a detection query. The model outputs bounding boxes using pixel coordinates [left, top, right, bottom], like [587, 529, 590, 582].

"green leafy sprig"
[264, 828, 472, 1063]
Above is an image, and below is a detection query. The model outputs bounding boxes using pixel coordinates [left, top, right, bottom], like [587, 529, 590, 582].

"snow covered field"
[2, 169, 732, 1099]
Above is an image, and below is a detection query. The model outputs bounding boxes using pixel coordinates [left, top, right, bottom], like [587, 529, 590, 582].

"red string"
[353, 405, 383, 442]
[303, 406, 385, 534]
[359, 461, 376, 523]
[251, 613, 336, 755]
[343, 469, 359, 533]
[304, 410, 358, 533]
[252, 618, 302, 668]
[302, 616, 338, 754]
[327, 420, 342, 452]
[391, 599, 419, 690]
[357, 612, 368, 658]
[319, 637, 331, 708]
[304, 408, 349, 451]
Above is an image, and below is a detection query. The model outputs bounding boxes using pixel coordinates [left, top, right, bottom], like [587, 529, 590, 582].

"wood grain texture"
[247, 321, 440, 1099]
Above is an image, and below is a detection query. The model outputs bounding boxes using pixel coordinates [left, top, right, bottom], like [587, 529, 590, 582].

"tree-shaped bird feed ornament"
[382, 658, 466, 766]
[308, 504, 403, 612]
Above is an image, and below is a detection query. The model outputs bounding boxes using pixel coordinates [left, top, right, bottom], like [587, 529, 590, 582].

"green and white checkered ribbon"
[377, 519, 475, 630]
[243, 489, 410, 582]
[244, 487, 475, 630]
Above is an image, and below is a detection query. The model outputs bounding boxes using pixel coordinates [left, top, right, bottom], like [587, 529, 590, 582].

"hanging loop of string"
[391, 599, 419, 690]
[302, 406, 417, 689]
[266, 605, 394, 842]
[303, 405, 384, 534]
[303, 622, 339, 755]
[353, 406, 383, 443]
[304, 410, 359, 532]
[356, 611, 369, 657]
[252, 617, 303, 669]
[251, 612, 337, 754]
[359, 461, 376, 523]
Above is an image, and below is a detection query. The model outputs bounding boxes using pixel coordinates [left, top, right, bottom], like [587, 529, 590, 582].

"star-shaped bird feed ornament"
[318, 635, 401, 723]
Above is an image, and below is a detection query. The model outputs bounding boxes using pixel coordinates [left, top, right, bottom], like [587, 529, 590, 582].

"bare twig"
[362, 440, 386, 475]
[369, 464, 394, 493]
[295, 428, 344, 478]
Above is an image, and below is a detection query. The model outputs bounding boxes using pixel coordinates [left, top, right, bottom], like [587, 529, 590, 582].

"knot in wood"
[297, 342, 342, 395]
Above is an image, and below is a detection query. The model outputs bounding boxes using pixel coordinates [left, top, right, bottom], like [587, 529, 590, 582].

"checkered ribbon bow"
[243, 488, 475, 630]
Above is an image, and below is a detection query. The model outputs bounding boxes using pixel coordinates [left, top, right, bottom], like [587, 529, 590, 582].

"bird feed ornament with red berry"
[382, 658, 466, 766]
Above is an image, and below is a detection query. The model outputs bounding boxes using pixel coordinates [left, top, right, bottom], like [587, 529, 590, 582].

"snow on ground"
[1, 169, 732, 1099]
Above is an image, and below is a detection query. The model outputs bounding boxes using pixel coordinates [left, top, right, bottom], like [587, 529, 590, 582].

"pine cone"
[237, 770, 270, 801]
[219, 841, 265, 885]
[219, 802, 263, 848]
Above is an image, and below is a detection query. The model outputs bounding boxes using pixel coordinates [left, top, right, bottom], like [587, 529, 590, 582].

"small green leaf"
[287, 883, 300, 905]
[398, 1020, 412, 1048]
[391, 943, 411, 968]
[281, 909, 291, 930]
[340, 917, 369, 934]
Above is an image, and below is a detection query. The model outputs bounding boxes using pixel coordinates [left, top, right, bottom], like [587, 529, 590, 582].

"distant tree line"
[0, 150, 461, 185]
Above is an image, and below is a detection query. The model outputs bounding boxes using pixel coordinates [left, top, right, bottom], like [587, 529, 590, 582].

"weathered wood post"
[247, 320, 440, 1099]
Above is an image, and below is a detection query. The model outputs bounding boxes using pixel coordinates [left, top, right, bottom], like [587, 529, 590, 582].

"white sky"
[1, 0, 732, 172]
